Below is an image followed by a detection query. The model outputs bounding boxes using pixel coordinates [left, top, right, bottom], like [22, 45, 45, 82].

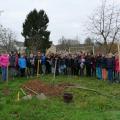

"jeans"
[42, 64, 46, 74]
[1, 67, 7, 81]
[96, 67, 102, 80]
[29, 67, 35, 76]
[20, 68, 25, 77]
[86, 65, 91, 76]
[67, 67, 71, 76]
[91, 68, 96, 77]
[10, 67, 16, 79]
[80, 68, 84, 76]
[115, 72, 120, 82]
[108, 69, 113, 82]
[59, 65, 64, 74]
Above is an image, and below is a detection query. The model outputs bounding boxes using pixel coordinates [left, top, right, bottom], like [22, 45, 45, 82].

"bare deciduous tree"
[0, 25, 17, 52]
[58, 36, 80, 50]
[88, 0, 120, 53]
[84, 37, 94, 46]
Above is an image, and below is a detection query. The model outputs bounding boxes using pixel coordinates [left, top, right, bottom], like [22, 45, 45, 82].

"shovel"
[24, 87, 47, 100]
[20, 88, 32, 100]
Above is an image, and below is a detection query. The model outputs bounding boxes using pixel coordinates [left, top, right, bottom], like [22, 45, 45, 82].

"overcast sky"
[0, 0, 120, 44]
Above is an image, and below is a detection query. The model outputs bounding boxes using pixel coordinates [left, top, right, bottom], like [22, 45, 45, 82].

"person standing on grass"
[46, 55, 52, 74]
[9, 51, 16, 80]
[114, 54, 120, 83]
[0, 51, 9, 81]
[91, 55, 96, 77]
[79, 55, 85, 76]
[106, 53, 114, 83]
[96, 54, 102, 80]
[85, 54, 92, 77]
[27, 53, 35, 77]
[65, 55, 71, 76]
[41, 53, 46, 75]
[35, 51, 42, 75]
[59, 55, 65, 75]
[71, 55, 75, 76]
[101, 55, 107, 80]
[18, 55, 26, 77]
[14, 52, 19, 77]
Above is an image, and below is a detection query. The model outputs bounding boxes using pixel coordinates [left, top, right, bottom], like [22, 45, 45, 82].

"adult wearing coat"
[106, 53, 114, 82]
[0, 52, 9, 81]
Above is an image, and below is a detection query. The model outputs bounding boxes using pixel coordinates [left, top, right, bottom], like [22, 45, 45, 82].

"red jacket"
[115, 57, 120, 72]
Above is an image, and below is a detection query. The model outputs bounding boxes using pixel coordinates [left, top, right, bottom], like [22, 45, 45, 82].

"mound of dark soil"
[22, 80, 65, 96]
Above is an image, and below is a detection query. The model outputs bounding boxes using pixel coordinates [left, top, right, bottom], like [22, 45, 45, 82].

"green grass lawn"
[0, 75, 120, 120]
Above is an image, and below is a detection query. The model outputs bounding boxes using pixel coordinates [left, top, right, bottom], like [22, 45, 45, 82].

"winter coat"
[18, 57, 26, 69]
[106, 57, 114, 69]
[27, 57, 35, 68]
[65, 58, 71, 68]
[115, 57, 120, 72]
[101, 57, 107, 69]
[96, 56, 102, 67]
[91, 57, 96, 69]
[35, 56, 41, 68]
[9, 55, 16, 67]
[15, 54, 19, 68]
[79, 58, 85, 69]
[0, 54, 9, 67]
[85, 56, 91, 68]
[41, 55, 46, 65]
[59, 58, 65, 66]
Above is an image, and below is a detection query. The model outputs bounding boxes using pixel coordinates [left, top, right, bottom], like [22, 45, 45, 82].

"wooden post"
[6, 66, 8, 84]
[37, 60, 40, 77]
[17, 91, 20, 101]
[54, 59, 57, 79]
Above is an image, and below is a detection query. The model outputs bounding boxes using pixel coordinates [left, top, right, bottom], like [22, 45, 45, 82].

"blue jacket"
[41, 55, 46, 65]
[18, 57, 26, 68]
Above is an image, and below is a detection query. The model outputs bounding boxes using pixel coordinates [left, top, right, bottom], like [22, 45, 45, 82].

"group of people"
[0, 50, 119, 83]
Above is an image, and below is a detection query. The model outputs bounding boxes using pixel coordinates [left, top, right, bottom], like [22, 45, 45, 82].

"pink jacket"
[0, 54, 9, 67]
[115, 57, 120, 72]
